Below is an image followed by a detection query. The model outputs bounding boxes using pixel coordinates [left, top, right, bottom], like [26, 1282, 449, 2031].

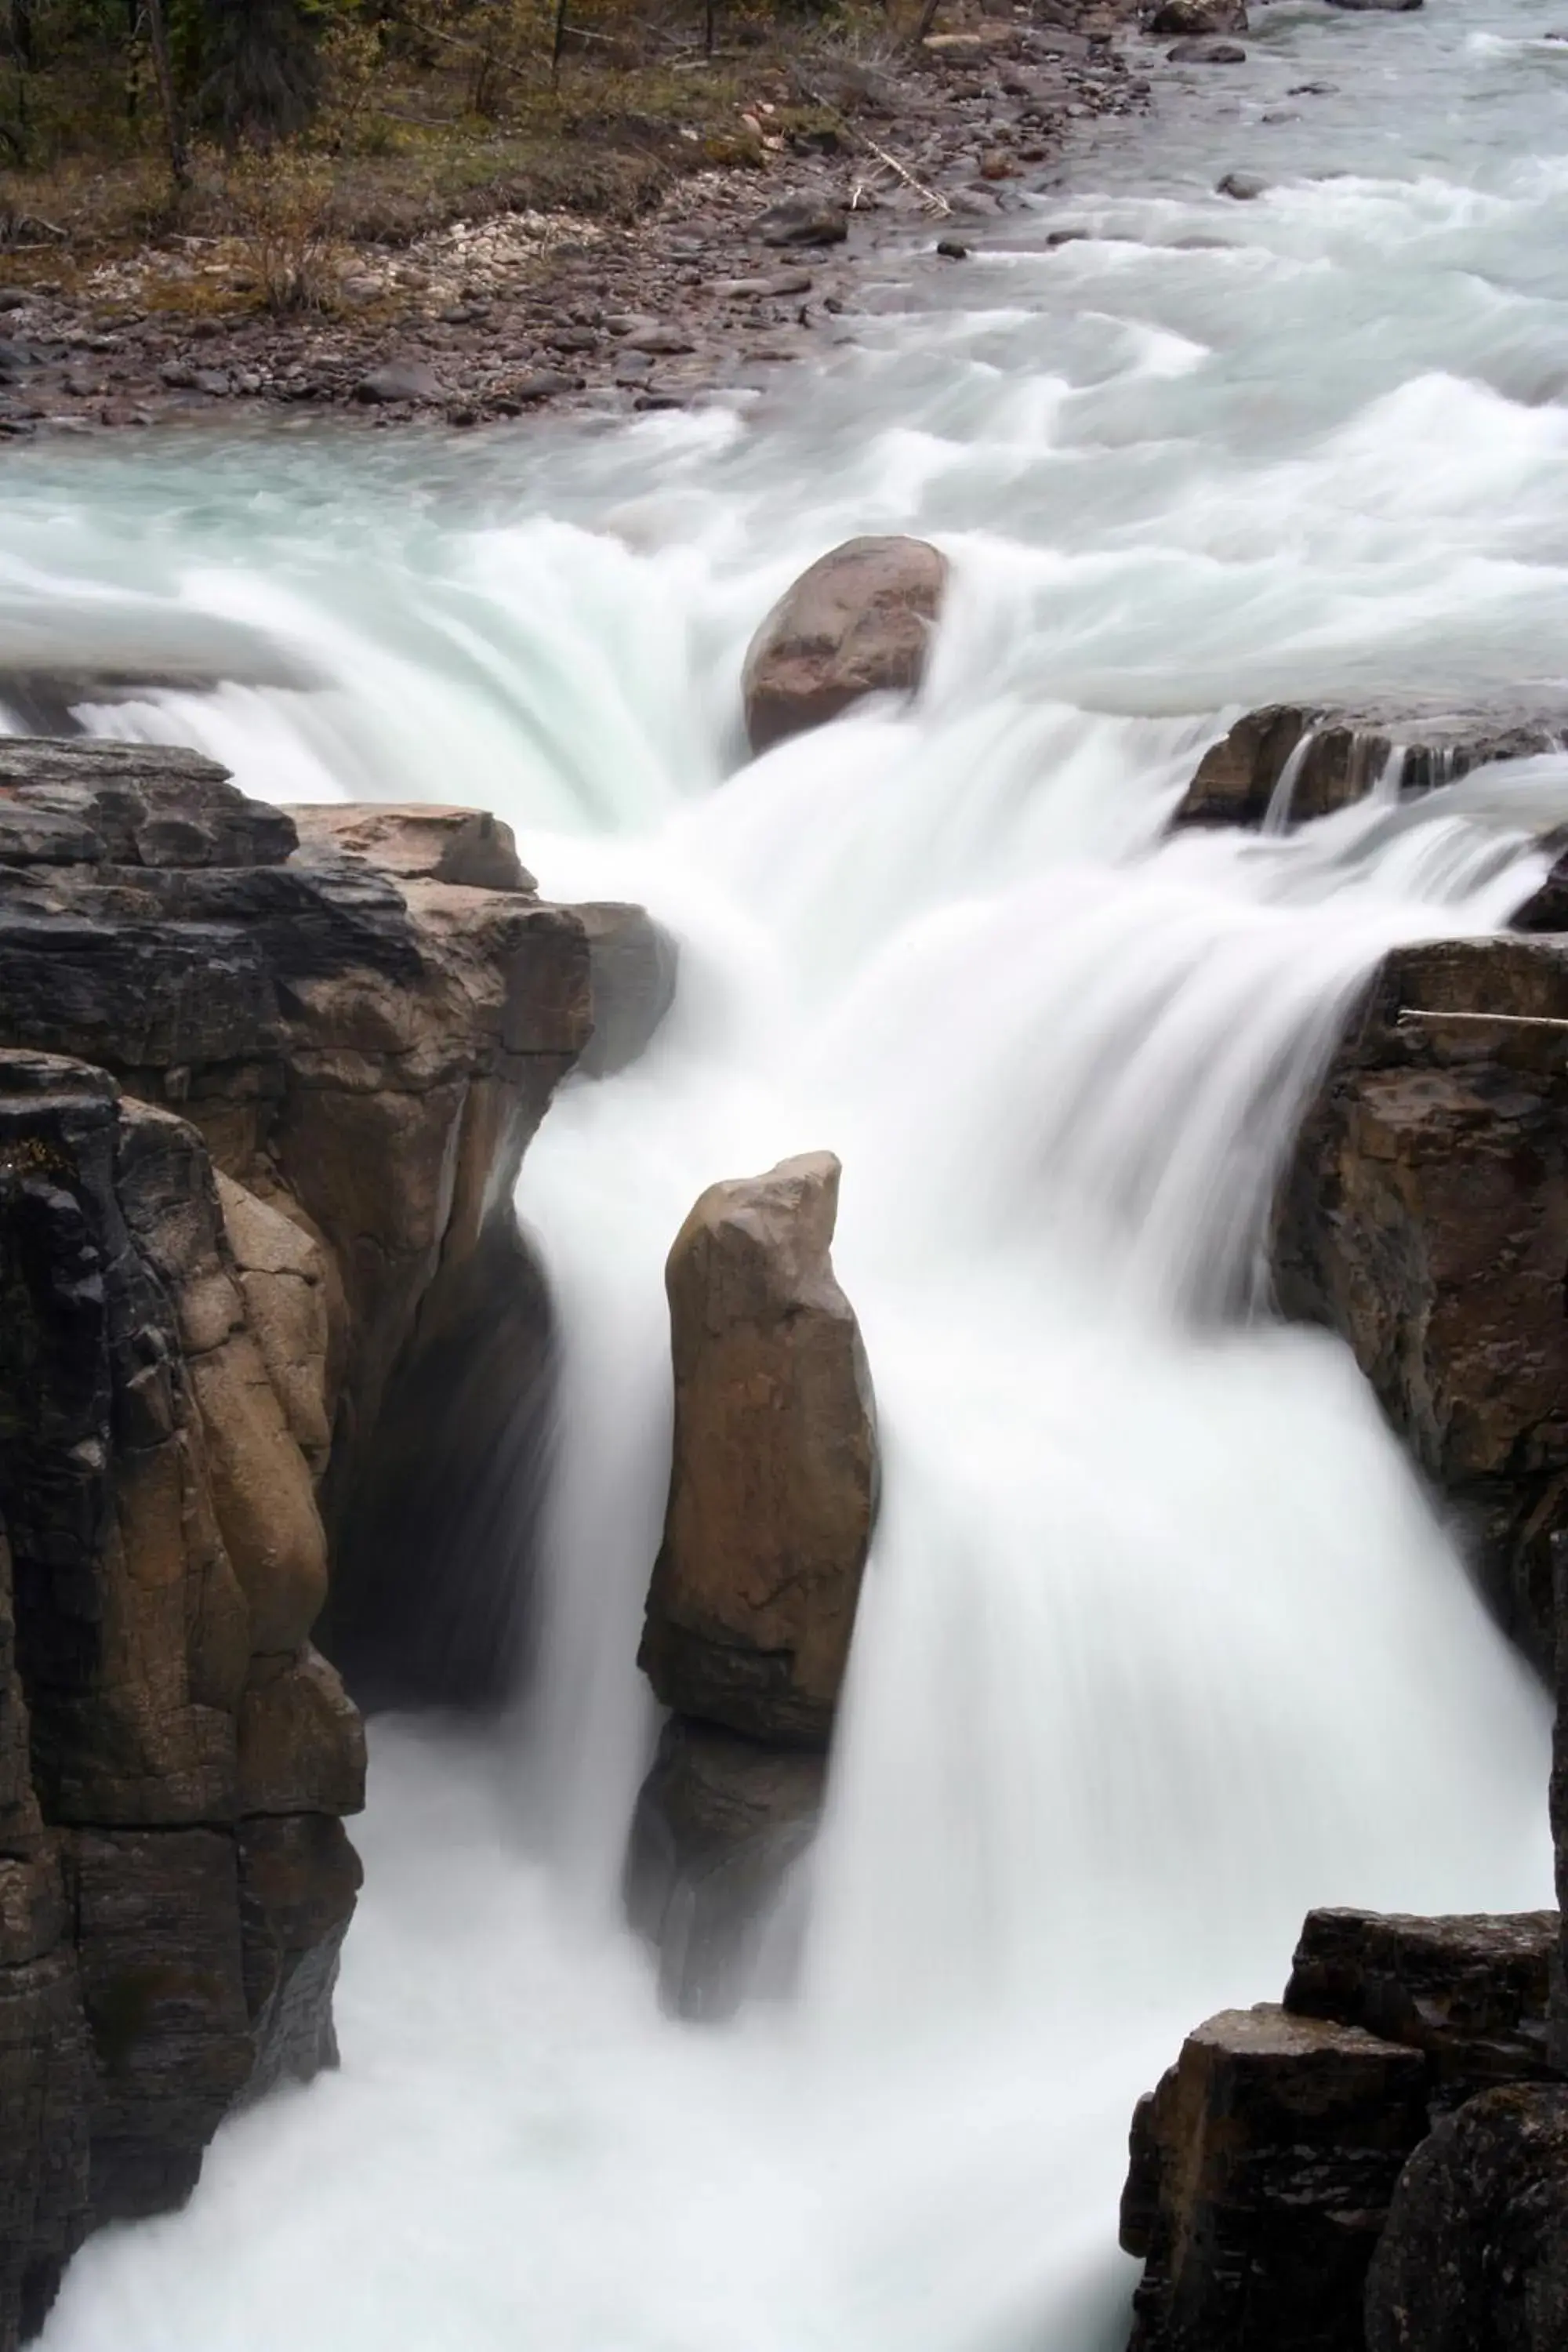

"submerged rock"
[742, 535, 948, 756]
[639, 1151, 877, 1746]
[1366, 2086, 1568, 2352]
[623, 1716, 824, 2020]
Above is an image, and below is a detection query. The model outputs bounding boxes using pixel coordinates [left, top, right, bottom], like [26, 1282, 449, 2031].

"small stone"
[936, 239, 971, 260]
[753, 198, 849, 249]
[1150, 0, 1247, 25]
[1169, 37, 1248, 57]
[622, 324, 696, 355]
[0, 289, 27, 312]
[978, 149, 1017, 179]
[354, 359, 445, 405]
[499, 370, 583, 406]
[1217, 169, 1269, 199]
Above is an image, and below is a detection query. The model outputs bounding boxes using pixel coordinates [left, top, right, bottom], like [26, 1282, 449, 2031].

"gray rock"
[753, 199, 849, 249]
[1218, 169, 1269, 198]
[622, 324, 696, 355]
[354, 359, 445, 405]
[1367, 2087, 1568, 2352]
[1150, 0, 1247, 27]
[1168, 38, 1248, 58]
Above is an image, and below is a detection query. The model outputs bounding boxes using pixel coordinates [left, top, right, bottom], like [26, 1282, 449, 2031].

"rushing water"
[16, 3, 1568, 2346]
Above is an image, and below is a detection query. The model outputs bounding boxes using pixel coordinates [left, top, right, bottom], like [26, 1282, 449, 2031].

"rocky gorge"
[3, 0, 1568, 2346]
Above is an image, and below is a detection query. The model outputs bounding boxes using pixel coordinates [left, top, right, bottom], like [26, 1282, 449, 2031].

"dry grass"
[0, 1, 902, 312]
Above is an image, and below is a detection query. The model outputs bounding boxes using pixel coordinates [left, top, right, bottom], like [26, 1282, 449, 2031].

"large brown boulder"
[1171, 701, 1568, 831]
[1366, 2085, 1568, 2352]
[639, 1151, 877, 1746]
[1272, 934, 1568, 1671]
[741, 537, 948, 757]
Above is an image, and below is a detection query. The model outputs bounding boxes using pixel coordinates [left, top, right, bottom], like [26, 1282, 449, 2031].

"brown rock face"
[1285, 1908, 1555, 2113]
[0, 743, 597, 2343]
[0, 1046, 365, 2334]
[1123, 1909, 1563, 2352]
[1171, 702, 1568, 830]
[1272, 935, 1568, 1671]
[1366, 2085, 1568, 2352]
[1124, 2004, 1429, 2352]
[741, 537, 948, 757]
[639, 1151, 877, 1746]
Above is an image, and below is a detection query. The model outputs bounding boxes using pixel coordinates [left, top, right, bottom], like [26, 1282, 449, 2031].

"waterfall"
[18, 0, 1568, 2342]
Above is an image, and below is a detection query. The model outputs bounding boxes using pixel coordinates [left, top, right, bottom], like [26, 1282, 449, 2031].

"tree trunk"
[143, 0, 191, 187]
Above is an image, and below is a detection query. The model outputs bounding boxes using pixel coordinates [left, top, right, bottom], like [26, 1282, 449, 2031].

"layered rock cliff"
[0, 745, 592, 2346]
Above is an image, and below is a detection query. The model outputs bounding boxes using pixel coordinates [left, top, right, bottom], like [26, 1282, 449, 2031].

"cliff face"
[0, 746, 591, 2346]
[1272, 935, 1568, 1675]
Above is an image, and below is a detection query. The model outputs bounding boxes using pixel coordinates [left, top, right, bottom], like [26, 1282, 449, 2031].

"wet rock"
[238, 1813, 362, 2100]
[1285, 1909, 1557, 2114]
[1150, 0, 1247, 27]
[325, 1216, 557, 1712]
[1168, 38, 1247, 58]
[624, 1716, 824, 2019]
[639, 1151, 877, 1746]
[1328, 0, 1421, 10]
[236, 1647, 366, 1817]
[288, 801, 532, 894]
[574, 902, 680, 1079]
[1366, 2086, 1568, 2352]
[1171, 701, 1568, 830]
[1217, 170, 1269, 199]
[1272, 933, 1568, 1668]
[742, 534, 949, 756]
[354, 359, 445, 405]
[936, 238, 971, 259]
[66, 1826, 254, 2222]
[0, 1927, 93, 2348]
[753, 198, 849, 249]
[0, 750, 603, 2331]
[499, 369, 583, 404]
[1125, 2004, 1428, 2352]
[0, 739, 297, 867]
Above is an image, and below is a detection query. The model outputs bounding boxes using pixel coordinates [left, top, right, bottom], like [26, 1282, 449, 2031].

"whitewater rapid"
[15, 2, 1568, 2346]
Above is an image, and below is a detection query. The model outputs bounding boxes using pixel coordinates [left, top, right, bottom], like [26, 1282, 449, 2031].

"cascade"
[8, 2, 1568, 2343]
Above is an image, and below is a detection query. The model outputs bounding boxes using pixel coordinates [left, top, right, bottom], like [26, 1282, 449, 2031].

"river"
[9, 3, 1568, 2345]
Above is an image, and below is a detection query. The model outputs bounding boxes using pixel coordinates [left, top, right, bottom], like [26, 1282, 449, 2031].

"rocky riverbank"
[0, 0, 1163, 436]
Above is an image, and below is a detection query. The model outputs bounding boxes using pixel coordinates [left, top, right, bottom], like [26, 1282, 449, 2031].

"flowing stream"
[13, 3, 1568, 2344]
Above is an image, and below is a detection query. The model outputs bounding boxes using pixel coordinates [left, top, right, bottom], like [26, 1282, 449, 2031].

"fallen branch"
[789, 69, 950, 216]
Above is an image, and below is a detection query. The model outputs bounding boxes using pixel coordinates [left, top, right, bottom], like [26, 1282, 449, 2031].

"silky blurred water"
[21, 3, 1568, 2347]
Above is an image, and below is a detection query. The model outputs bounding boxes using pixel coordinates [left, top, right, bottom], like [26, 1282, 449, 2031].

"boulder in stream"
[639, 1150, 877, 1746]
[741, 535, 948, 756]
